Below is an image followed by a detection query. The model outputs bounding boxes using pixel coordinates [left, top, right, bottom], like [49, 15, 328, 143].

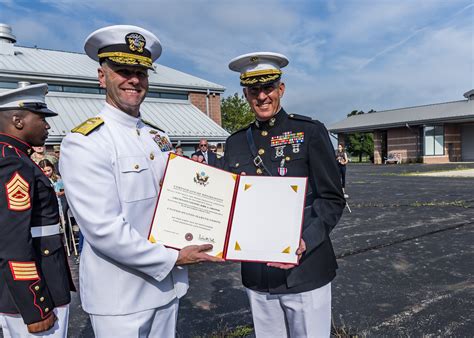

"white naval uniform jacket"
[60, 103, 188, 315]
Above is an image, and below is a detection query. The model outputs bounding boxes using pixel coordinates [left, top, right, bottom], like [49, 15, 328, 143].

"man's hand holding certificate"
[149, 154, 307, 264]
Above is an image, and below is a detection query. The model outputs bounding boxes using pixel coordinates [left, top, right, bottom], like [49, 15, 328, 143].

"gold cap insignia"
[126, 32, 146, 53]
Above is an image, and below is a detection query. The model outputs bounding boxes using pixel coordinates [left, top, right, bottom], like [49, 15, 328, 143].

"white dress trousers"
[90, 298, 178, 338]
[0, 305, 69, 338]
[246, 283, 331, 338]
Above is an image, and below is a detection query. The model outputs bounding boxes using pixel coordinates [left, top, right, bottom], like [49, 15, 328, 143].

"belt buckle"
[253, 156, 263, 167]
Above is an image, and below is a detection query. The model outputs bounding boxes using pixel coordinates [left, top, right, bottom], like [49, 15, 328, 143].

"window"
[0, 81, 187, 100]
[423, 126, 444, 156]
[147, 91, 188, 100]
[62, 86, 101, 94]
[47, 84, 63, 92]
[0, 81, 20, 89]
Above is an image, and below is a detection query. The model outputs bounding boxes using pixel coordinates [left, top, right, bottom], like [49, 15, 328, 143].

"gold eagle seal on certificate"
[194, 171, 209, 186]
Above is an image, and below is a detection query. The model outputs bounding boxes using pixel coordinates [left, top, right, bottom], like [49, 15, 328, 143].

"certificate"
[148, 154, 307, 264]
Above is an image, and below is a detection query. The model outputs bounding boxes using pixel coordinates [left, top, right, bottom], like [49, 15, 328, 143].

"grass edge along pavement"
[372, 165, 474, 177]
[180, 321, 361, 338]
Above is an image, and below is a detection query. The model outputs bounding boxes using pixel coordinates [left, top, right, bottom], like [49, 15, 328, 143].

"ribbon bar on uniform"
[30, 223, 61, 238]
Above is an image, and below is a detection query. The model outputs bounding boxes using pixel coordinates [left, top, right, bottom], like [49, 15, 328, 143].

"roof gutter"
[0, 71, 226, 93]
[329, 115, 474, 133]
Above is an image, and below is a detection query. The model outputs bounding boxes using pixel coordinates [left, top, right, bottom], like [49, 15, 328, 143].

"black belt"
[246, 127, 273, 176]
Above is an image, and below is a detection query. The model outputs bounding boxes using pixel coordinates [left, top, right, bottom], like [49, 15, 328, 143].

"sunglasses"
[247, 82, 279, 96]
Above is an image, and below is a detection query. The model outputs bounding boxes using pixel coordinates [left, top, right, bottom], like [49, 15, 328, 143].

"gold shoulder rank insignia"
[142, 119, 165, 133]
[71, 117, 104, 135]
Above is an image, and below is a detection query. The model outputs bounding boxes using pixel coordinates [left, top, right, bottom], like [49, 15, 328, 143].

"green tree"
[345, 110, 375, 162]
[221, 93, 254, 133]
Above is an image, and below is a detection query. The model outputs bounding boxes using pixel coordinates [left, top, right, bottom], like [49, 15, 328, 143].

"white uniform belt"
[31, 224, 61, 238]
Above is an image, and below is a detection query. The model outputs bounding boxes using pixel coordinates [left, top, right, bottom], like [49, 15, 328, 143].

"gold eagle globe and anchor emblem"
[126, 32, 146, 53]
[194, 171, 209, 186]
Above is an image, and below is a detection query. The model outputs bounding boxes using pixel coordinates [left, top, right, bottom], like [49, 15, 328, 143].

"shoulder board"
[229, 122, 253, 137]
[142, 119, 165, 133]
[288, 113, 313, 122]
[71, 117, 104, 136]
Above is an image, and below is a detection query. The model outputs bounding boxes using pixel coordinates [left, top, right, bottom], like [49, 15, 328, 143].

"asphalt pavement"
[2, 162, 473, 337]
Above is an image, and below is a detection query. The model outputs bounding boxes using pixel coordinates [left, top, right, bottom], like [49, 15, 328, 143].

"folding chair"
[345, 201, 352, 213]
[57, 198, 71, 256]
[66, 209, 79, 256]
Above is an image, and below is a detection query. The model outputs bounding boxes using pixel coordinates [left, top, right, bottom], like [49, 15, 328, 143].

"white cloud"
[0, 0, 471, 126]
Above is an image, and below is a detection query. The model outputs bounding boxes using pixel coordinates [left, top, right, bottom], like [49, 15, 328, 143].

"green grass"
[404, 166, 472, 176]
[193, 325, 254, 338]
[351, 200, 468, 208]
[410, 200, 469, 208]
[372, 165, 473, 177]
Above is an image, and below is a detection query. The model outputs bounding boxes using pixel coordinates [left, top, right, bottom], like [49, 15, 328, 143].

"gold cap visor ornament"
[84, 25, 162, 70]
[228, 52, 289, 86]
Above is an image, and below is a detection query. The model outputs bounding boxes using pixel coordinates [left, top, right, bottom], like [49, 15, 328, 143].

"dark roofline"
[10, 45, 226, 91]
[15, 44, 83, 55]
[329, 115, 474, 133]
[358, 98, 469, 116]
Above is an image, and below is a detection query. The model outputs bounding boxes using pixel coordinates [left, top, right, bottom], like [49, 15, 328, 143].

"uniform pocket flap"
[118, 156, 150, 173]
[34, 236, 64, 256]
[228, 157, 251, 169]
[270, 151, 306, 162]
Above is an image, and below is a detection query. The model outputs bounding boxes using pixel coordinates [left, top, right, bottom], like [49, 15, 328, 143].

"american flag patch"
[5, 172, 31, 211]
[9, 261, 39, 281]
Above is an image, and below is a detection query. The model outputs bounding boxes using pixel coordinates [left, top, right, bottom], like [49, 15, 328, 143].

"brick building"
[0, 24, 228, 155]
[328, 90, 474, 164]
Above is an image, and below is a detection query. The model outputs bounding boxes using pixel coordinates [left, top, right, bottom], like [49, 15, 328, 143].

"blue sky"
[0, 0, 472, 126]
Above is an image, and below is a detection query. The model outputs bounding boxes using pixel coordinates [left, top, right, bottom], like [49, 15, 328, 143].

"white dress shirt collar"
[101, 102, 140, 128]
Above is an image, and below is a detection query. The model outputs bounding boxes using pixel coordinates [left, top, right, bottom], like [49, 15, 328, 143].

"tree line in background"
[344, 110, 375, 163]
[221, 93, 254, 133]
[220, 94, 375, 163]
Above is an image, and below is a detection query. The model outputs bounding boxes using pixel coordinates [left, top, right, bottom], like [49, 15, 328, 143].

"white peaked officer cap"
[84, 25, 162, 70]
[0, 83, 57, 117]
[228, 52, 289, 86]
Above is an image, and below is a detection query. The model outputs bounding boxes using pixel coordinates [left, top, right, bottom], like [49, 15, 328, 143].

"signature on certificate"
[199, 233, 215, 243]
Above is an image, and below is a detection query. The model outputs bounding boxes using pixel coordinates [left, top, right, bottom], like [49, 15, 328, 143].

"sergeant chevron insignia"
[6, 172, 30, 211]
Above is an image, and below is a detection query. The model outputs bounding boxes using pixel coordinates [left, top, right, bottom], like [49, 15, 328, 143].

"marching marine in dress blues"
[0, 83, 75, 337]
[223, 52, 346, 337]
